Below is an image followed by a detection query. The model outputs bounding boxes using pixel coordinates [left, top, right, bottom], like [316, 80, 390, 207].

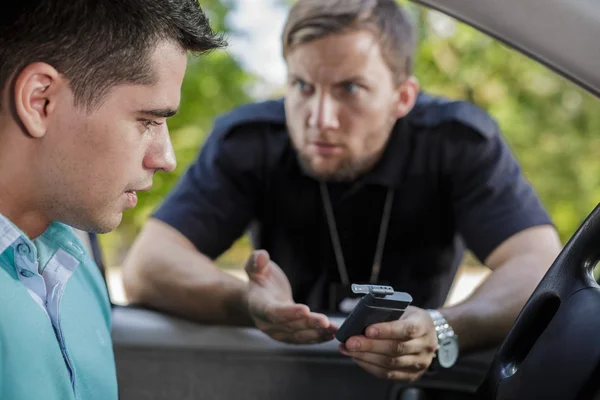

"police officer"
[123, 0, 561, 382]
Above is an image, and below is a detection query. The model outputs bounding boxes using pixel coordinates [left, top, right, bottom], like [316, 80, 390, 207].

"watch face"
[438, 336, 459, 368]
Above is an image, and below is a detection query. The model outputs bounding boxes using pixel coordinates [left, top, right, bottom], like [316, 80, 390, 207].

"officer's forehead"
[285, 30, 388, 82]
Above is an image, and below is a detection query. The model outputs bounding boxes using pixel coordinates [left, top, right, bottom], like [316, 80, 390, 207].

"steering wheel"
[477, 204, 600, 399]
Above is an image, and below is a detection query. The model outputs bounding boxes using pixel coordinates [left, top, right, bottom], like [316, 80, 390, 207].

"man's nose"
[143, 126, 177, 173]
[307, 93, 340, 131]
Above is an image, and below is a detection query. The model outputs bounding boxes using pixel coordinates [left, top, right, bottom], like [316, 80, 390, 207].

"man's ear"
[393, 76, 420, 119]
[13, 62, 62, 138]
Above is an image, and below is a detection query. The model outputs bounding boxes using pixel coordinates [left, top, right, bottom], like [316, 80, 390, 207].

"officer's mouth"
[308, 141, 344, 157]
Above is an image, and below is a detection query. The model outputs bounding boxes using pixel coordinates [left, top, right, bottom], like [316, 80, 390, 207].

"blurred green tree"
[410, 6, 600, 246]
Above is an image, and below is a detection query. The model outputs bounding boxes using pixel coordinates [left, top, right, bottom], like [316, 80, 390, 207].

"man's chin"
[298, 158, 358, 182]
[96, 214, 124, 234]
[71, 213, 123, 234]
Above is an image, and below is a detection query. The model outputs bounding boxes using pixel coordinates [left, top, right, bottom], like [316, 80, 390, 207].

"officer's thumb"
[245, 249, 270, 277]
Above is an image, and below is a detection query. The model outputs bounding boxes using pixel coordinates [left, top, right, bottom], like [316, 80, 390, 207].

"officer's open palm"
[246, 250, 338, 344]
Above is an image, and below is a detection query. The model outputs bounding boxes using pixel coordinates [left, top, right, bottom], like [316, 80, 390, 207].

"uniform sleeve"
[446, 124, 553, 262]
[152, 126, 264, 259]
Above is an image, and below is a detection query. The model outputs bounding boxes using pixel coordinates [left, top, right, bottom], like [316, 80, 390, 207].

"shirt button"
[70, 242, 83, 254]
[19, 269, 34, 278]
[16, 243, 30, 255]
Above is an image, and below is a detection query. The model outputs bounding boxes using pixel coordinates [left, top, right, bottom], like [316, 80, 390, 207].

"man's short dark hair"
[0, 0, 225, 110]
[282, 0, 416, 83]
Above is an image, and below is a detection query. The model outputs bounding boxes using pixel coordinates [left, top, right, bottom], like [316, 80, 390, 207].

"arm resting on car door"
[122, 218, 254, 326]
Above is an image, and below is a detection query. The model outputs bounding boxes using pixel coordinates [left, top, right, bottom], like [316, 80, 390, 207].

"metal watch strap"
[427, 309, 458, 367]
[427, 308, 452, 331]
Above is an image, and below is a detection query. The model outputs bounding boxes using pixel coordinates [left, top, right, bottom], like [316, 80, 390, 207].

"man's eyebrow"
[334, 76, 368, 84]
[139, 108, 179, 118]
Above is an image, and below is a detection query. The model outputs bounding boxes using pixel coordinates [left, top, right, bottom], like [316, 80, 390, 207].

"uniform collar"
[360, 117, 412, 188]
[347, 92, 436, 189]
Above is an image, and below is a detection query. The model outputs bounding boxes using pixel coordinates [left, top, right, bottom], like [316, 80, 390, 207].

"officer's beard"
[295, 140, 388, 183]
[289, 112, 397, 182]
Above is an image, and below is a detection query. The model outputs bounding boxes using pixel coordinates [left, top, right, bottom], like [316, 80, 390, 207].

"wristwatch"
[427, 309, 459, 368]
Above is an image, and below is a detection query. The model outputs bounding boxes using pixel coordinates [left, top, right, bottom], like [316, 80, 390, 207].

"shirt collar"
[0, 213, 86, 263]
[360, 117, 412, 188]
[0, 213, 31, 256]
[360, 92, 441, 188]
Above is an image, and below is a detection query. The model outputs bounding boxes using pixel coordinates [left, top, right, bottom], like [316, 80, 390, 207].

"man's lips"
[125, 191, 138, 207]
[126, 184, 153, 193]
[308, 141, 344, 157]
[124, 185, 152, 208]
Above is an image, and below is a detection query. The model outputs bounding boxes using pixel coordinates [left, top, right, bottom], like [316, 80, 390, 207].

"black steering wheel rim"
[477, 203, 600, 399]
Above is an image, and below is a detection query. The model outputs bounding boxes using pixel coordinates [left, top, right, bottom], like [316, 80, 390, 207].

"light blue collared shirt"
[0, 214, 117, 400]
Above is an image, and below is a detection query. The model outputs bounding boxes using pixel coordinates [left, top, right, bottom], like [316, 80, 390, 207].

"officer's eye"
[294, 79, 314, 95]
[341, 81, 360, 94]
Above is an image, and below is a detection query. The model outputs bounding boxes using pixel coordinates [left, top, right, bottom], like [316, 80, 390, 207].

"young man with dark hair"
[0, 1, 222, 398]
[124, 0, 562, 382]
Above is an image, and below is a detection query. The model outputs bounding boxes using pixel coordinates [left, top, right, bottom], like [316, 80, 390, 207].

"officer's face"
[284, 29, 418, 181]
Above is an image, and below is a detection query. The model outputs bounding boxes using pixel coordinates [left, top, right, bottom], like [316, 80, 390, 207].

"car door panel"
[112, 306, 493, 400]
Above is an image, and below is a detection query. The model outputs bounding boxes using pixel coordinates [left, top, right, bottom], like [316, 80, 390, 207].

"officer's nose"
[308, 93, 340, 131]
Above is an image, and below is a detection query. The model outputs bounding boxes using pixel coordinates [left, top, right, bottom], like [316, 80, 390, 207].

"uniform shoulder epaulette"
[407, 93, 498, 139]
[212, 98, 286, 139]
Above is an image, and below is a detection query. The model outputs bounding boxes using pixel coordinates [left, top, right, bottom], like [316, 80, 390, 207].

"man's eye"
[342, 82, 359, 94]
[141, 120, 162, 129]
[295, 80, 313, 94]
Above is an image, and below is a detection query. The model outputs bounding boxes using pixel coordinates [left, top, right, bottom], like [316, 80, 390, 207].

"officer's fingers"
[282, 311, 332, 334]
[352, 359, 422, 382]
[245, 249, 270, 276]
[341, 347, 429, 372]
[293, 328, 335, 343]
[343, 336, 437, 357]
[325, 322, 339, 334]
[254, 303, 309, 325]
[283, 312, 330, 331]
[366, 315, 429, 341]
[305, 311, 331, 329]
[268, 328, 334, 344]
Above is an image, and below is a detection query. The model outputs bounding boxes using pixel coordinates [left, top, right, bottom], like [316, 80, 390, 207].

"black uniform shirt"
[153, 93, 552, 312]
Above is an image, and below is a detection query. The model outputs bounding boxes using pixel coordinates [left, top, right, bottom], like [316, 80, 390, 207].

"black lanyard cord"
[320, 181, 394, 286]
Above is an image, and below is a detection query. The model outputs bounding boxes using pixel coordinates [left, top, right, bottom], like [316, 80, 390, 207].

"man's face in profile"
[36, 40, 184, 233]
[284, 30, 409, 182]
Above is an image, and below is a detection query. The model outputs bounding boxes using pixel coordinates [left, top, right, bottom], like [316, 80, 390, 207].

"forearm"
[440, 252, 555, 353]
[123, 252, 254, 327]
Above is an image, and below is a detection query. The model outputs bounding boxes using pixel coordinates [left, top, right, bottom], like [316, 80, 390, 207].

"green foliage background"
[99, 1, 600, 269]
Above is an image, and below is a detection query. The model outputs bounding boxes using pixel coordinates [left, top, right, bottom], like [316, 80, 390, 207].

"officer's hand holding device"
[337, 283, 459, 381]
[336, 284, 412, 342]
